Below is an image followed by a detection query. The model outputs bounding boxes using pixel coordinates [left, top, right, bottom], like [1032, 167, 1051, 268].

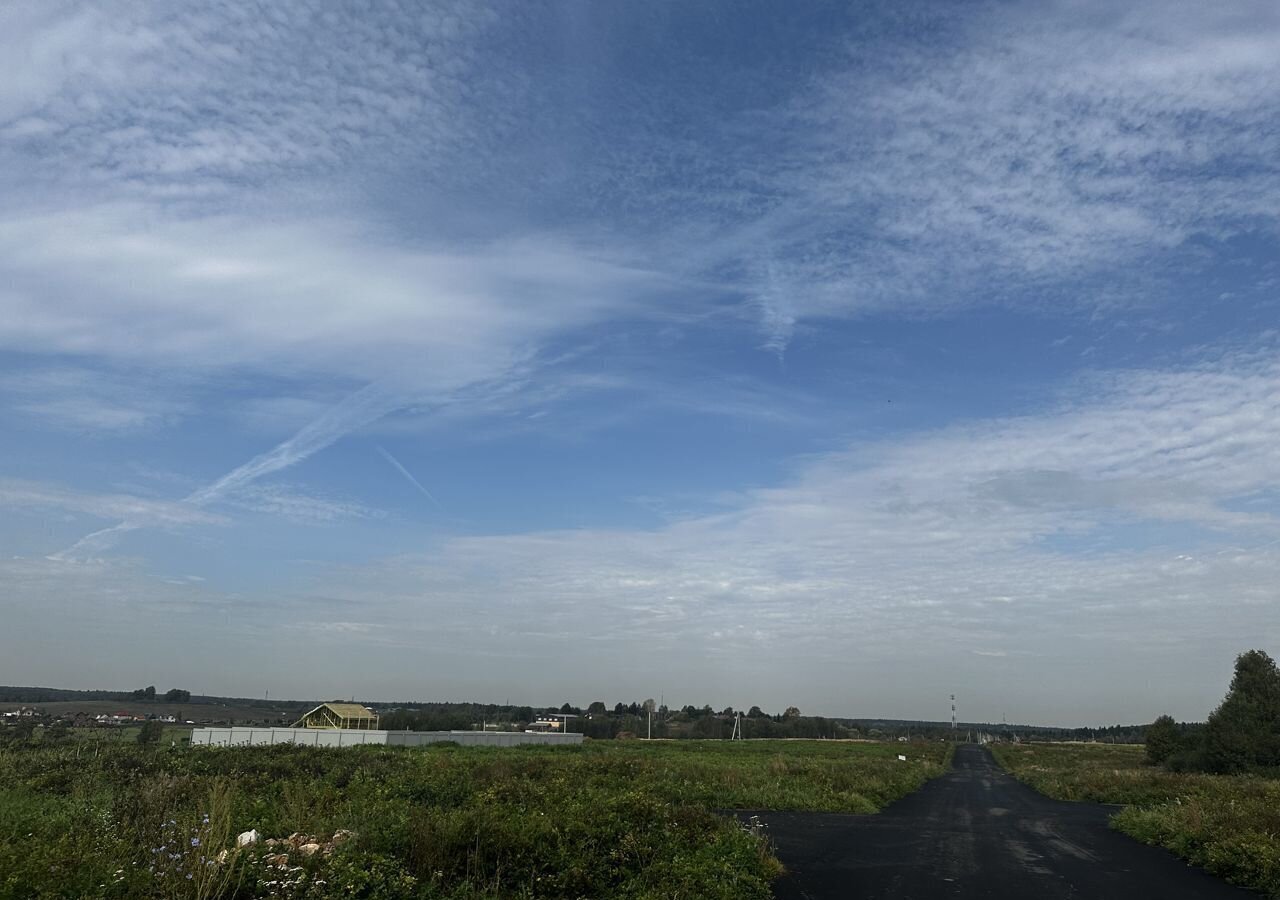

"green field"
[991, 742, 1280, 897]
[0, 738, 950, 899]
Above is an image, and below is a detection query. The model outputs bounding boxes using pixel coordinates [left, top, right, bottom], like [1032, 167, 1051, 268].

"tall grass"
[991, 742, 1280, 898]
[0, 739, 948, 899]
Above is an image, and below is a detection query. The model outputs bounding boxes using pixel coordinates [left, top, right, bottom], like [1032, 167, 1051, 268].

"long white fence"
[190, 727, 583, 748]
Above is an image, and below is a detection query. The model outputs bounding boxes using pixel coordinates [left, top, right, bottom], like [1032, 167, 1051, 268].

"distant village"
[2, 706, 188, 728]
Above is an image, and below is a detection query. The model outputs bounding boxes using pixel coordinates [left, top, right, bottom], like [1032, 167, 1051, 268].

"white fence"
[190, 727, 583, 748]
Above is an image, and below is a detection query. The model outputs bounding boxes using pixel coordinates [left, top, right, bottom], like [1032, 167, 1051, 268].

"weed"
[0, 738, 949, 899]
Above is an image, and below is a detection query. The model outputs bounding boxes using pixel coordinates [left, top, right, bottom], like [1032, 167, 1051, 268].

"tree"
[642, 699, 656, 714]
[137, 720, 165, 744]
[163, 688, 190, 703]
[587, 701, 607, 715]
[1202, 649, 1280, 772]
[748, 706, 765, 718]
[1144, 714, 1180, 764]
[783, 706, 801, 718]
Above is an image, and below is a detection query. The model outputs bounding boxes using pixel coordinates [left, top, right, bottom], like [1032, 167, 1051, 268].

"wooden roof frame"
[292, 702, 379, 730]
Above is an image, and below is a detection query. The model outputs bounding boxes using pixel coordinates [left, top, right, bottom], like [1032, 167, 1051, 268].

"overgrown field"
[0, 738, 949, 899]
[991, 742, 1280, 897]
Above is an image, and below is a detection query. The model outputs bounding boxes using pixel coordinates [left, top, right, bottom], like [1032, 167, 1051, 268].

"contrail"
[186, 384, 400, 505]
[1215, 536, 1280, 556]
[376, 445, 445, 510]
[54, 383, 405, 561]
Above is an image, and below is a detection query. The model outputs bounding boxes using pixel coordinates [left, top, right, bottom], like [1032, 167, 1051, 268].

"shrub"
[137, 720, 166, 745]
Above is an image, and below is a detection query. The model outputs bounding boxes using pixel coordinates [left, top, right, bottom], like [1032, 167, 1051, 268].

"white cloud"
[3, 2, 1280, 721]
[260, 349, 1280, 719]
[0, 204, 666, 389]
[0, 478, 223, 530]
[0, 1, 506, 195]
[5, 338, 1280, 720]
[669, 0, 1280, 347]
[0, 367, 189, 433]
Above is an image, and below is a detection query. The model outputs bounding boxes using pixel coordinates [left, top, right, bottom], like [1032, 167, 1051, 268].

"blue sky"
[3, 0, 1280, 725]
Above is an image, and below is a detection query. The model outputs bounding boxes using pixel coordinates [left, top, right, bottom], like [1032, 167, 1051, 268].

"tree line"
[1145, 649, 1280, 774]
[0, 685, 192, 704]
[128, 686, 191, 702]
[378, 700, 850, 739]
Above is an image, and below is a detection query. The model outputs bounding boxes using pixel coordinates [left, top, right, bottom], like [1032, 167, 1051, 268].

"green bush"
[137, 720, 166, 745]
[1144, 715, 1180, 765]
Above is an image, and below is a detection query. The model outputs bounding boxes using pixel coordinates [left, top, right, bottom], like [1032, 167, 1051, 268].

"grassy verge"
[990, 742, 1280, 897]
[0, 738, 948, 899]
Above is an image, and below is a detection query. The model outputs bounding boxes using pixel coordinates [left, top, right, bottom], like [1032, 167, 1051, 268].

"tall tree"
[1203, 649, 1280, 772]
[1144, 714, 1180, 764]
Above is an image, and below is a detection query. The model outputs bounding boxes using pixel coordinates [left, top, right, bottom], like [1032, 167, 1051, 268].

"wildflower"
[191, 837, 201, 847]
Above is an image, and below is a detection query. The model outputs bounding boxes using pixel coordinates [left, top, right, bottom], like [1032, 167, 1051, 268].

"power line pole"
[951, 694, 957, 743]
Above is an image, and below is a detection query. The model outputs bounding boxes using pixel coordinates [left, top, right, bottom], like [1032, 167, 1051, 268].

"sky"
[2, 1, 1279, 727]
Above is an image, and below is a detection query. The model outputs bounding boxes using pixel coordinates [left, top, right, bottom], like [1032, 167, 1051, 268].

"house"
[292, 702, 379, 730]
[523, 718, 564, 734]
[2, 706, 41, 722]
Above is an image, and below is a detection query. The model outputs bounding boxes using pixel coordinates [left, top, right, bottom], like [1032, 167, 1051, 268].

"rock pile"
[219, 829, 356, 868]
[261, 830, 356, 868]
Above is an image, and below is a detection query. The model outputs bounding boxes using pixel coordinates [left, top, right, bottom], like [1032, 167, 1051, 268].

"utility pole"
[951, 694, 957, 742]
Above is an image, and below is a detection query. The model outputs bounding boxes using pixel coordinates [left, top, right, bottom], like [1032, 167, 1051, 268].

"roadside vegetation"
[0, 738, 949, 899]
[991, 741, 1280, 897]
[991, 648, 1280, 898]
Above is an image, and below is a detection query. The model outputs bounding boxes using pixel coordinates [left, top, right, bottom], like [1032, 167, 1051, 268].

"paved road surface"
[743, 745, 1256, 899]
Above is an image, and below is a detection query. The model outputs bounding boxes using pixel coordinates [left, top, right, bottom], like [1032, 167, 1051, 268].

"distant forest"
[1, 685, 1151, 741]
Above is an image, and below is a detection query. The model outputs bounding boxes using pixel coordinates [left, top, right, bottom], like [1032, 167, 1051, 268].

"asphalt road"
[742, 744, 1256, 899]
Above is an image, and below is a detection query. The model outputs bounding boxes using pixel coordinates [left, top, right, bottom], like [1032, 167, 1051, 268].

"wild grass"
[0, 738, 949, 899]
[991, 742, 1280, 898]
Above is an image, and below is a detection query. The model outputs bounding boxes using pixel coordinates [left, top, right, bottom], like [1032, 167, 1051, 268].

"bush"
[137, 720, 166, 744]
[1145, 715, 1180, 765]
